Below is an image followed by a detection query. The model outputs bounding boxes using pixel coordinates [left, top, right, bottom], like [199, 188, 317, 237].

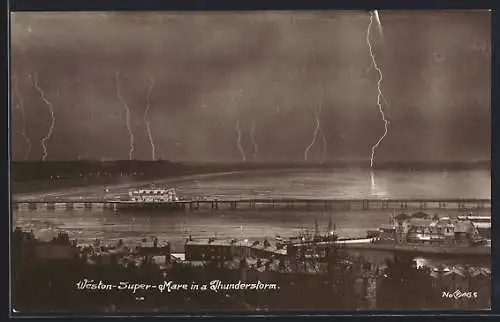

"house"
[405, 219, 436, 244]
[434, 266, 469, 293]
[378, 224, 396, 242]
[394, 216, 482, 245]
[453, 221, 476, 245]
[434, 219, 456, 238]
[185, 238, 239, 261]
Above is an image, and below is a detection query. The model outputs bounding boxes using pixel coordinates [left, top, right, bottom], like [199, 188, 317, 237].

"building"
[184, 238, 286, 262]
[378, 224, 397, 242]
[406, 219, 445, 245]
[185, 238, 248, 261]
[391, 214, 484, 246]
[458, 215, 491, 239]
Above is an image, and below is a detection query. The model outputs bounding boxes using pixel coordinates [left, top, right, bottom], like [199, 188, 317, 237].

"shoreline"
[342, 242, 491, 257]
[11, 170, 254, 201]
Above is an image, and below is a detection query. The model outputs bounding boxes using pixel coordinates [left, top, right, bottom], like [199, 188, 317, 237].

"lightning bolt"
[367, 11, 389, 168]
[304, 100, 323, 162]
[250, 121, 258, 160]
[115, 71, 135, 160]
[29, 73, 55, 161]
[230, 89, 247, 162]
[320, 129, 327, 164]
[236, 119, 246, 161]
[373, 10, 384, 37]
[144, 76, 156, 160]
[12, 74, 32, 160]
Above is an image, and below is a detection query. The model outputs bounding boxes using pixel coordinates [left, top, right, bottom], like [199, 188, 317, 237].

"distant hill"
[11, 159, 490, 183]
[10, 160, 193, 193]
[182, 159, 491, 171]
[11, 160, 189, 181]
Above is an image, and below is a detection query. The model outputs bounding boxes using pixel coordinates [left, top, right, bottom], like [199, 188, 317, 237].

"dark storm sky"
[10, 11, 491, 163]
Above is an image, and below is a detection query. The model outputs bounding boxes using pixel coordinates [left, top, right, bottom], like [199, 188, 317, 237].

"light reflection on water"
[13, 168, 491, 267]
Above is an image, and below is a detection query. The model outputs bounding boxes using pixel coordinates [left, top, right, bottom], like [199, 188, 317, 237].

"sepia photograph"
[10, 10, 491, 313]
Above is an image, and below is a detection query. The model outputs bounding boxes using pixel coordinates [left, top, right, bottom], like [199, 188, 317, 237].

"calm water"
[13, 168, 491, 260]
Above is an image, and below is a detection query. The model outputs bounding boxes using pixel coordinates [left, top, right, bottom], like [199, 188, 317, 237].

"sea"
[12, 167, 491, 268]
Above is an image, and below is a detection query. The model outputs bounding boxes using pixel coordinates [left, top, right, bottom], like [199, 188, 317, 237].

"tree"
[376, 256, 438, 309]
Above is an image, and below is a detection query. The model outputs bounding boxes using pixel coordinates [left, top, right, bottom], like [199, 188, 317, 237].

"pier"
[291, 240, 491, 258]
[12, 198, 491, 213]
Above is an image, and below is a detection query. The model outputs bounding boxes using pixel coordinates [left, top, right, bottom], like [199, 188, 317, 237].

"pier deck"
[12, 198, 491, 212]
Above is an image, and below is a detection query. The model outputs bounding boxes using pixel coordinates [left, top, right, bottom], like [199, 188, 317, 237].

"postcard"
[10, 10, 491, 313]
